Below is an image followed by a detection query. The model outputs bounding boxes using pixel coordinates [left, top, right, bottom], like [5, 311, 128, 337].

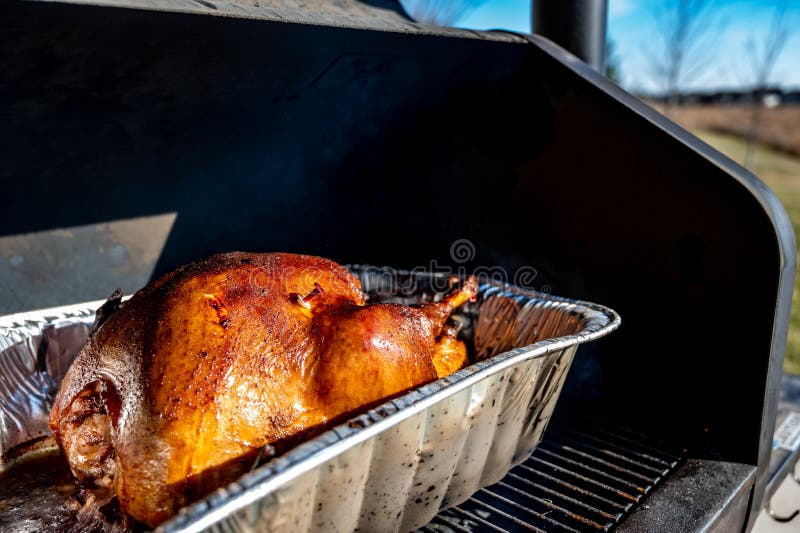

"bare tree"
[743, 1, 791, 169]
[402, 0, 487, 27]
[644, 0, 726, 117]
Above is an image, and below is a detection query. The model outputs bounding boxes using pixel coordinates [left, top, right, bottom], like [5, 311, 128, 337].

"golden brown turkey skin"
[49, 252, 476, 527]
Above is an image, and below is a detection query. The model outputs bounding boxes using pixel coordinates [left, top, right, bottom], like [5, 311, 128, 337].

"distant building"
[646, 87, 800, 106]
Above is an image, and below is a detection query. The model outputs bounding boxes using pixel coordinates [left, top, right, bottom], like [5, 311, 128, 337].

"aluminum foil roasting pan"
[0, 267, 619, 532]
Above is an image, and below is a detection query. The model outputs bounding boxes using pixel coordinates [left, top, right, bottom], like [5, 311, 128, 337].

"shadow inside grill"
[421, 399, 687, 532]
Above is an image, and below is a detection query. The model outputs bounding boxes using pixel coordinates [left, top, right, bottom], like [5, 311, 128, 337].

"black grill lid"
[1, 2, 795, 530]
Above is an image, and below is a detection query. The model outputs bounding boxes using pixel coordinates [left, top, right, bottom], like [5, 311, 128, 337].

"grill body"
[0, 1, 795, 530]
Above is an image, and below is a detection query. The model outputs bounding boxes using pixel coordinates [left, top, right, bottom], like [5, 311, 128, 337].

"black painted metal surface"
[532, 0, 608, 71]
[618, 461, 755, 532]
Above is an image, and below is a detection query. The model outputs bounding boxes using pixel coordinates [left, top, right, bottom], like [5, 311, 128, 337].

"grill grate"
[423, 410, 686, 532]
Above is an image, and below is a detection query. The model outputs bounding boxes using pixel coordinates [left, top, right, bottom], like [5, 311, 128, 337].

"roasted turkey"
[49, 252, 477, 527]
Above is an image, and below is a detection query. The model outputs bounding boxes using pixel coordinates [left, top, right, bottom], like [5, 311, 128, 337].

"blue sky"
[453, 0, 800, 92]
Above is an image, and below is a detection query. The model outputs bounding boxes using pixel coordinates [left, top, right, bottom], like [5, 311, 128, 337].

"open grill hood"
[0, 1, 795, 530]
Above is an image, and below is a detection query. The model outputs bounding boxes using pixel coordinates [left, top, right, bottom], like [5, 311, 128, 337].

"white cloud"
[609, 0, 636, 19]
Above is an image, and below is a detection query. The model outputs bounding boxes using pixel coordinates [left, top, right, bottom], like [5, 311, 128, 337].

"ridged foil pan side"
[0, 302, 101, 460]
[0, 269, 619, 532]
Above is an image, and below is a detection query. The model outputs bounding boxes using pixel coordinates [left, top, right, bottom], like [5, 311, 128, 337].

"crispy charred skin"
[49, 252, 477, 527]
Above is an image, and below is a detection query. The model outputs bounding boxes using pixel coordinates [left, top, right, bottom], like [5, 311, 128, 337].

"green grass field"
[696, 130, 800, 374]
